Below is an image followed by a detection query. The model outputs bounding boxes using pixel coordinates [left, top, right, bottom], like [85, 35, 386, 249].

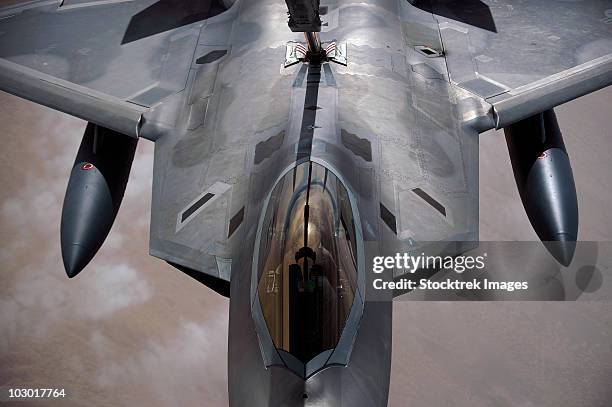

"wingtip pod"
[504, 109, 578, 266]
[60, 123, 137, 277]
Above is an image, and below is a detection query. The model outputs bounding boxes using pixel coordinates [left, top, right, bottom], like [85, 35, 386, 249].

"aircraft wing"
[401, 0, 612, 129]
[0, 0, 230, 137]
[0, 0, 243, 288]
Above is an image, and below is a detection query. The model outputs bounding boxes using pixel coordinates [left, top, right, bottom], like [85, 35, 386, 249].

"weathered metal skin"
[222, 0, 399, 403]
[218, 0, 473, 404]
[137, 0, 479, 403]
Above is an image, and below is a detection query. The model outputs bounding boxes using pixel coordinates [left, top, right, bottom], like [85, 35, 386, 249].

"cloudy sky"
[0, 84, 611, 406]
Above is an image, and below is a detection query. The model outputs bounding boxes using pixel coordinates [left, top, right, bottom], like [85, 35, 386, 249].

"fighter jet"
[0, 0, 610, 405]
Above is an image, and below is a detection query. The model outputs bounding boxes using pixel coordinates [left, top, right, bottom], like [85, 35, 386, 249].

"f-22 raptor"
[0, 0, 610, 405]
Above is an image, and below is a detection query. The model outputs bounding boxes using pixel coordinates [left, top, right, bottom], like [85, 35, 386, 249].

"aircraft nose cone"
[62, 243, 94, 278]
[545, 234, 577, 267]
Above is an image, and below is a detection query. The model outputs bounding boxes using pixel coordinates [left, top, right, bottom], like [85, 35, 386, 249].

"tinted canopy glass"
[257, 161, 358, 363]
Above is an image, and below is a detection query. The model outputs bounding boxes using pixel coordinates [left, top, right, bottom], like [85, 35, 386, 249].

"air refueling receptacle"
[283, 0, 347, 67]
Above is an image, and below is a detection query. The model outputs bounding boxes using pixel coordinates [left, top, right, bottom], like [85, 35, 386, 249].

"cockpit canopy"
[257, 161, 358, 364]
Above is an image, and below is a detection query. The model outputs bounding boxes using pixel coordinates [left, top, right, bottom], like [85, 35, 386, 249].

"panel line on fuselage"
[297, 63, 322, 161]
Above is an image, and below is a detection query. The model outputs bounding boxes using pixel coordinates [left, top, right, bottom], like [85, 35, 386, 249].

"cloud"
[80, 263, 153, 320]
[93, 318, 229, 407]
[0, 109, 154, 341]
[0, 259, 153, 342]
[0, 96, 229, 406]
